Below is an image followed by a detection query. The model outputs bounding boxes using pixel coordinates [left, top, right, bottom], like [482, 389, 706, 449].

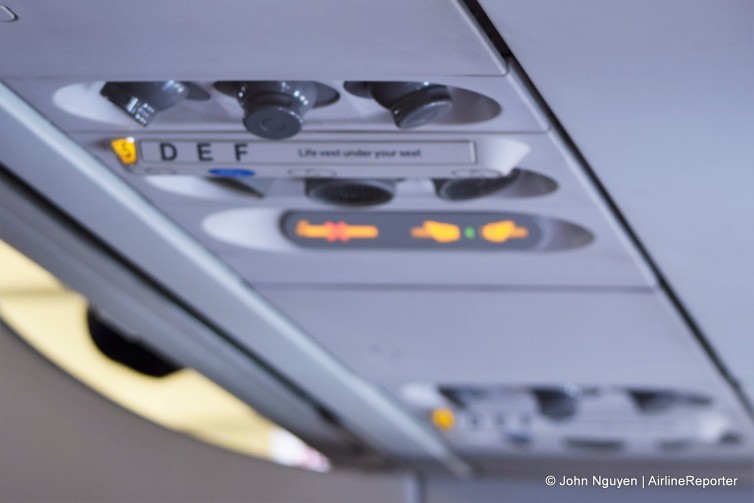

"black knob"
[346, 81, 453, 129]
[236, 81, 320, 140]
[434, 173, 517, 201]
[533, 388, 579, 421]
[629, 390, 678, 413]
[100, 80, 191, 126]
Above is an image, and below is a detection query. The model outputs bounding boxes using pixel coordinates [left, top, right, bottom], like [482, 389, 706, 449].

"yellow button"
[431, 407, 456, 431]
[111, 138, 138, 165]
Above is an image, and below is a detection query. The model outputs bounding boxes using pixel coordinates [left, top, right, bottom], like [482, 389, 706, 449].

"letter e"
[197, 143, 213, 162]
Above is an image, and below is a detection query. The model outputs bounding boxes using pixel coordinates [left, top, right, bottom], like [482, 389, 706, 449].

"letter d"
[160, 142, 177, 161]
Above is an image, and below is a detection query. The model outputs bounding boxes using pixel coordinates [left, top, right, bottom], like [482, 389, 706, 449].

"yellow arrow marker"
[411, 221, 461, 243]
[110, 137, 138, 165]
[431, 407, 456, 432]
[480, 220, 528, 243]
[295, 220, 379, 242]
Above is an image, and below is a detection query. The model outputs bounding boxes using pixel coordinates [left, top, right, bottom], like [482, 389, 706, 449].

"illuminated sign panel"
[282, 211, 543, 250]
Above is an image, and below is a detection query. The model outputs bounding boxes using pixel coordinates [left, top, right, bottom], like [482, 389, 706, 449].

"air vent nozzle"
[434, 174, 517, 201]
[305, 179, 395, 207]
[344, 81, 453, 129]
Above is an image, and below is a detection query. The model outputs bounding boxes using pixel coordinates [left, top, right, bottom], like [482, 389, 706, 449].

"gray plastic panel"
[256, 289, 733, 390]
[5, 73, 548, 134]
[0, 82, 470, 475]
[0, 0, 504, 79]
[479, 0, 754, 405]
[65, 129, 656, 288]
[129, 201, 651, 288]
[4, 64, 656, 288]
[256, 287, 754, 461]
[213, 208, 647, 287]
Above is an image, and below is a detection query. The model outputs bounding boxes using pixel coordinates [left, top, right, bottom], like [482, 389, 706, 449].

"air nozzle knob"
[366, 82, 453, 129]
[100, 80, 190, 126]
[237, 81, 319, 140]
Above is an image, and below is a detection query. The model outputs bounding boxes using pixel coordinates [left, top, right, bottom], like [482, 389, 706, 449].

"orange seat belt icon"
[295, 220, 379, 242]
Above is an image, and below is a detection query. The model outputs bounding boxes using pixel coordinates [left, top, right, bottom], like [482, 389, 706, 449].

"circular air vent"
[305, 179, 395, 207]
[434, 174, 517, 201]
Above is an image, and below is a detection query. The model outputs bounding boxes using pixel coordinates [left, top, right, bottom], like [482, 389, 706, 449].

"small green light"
[464, 227, 476, 240]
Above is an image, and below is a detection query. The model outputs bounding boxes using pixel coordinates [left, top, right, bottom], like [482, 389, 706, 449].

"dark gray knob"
[363, 82, 453, 129]
[629, 390, 678, 413]
[434, 174, 517, 201]
[237, 81, 319, 140]
[100, 81, 190, 126]
[533, 388, 579, 420]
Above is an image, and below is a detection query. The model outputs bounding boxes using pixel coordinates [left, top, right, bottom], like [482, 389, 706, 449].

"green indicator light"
[464, 227, 476, 240]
